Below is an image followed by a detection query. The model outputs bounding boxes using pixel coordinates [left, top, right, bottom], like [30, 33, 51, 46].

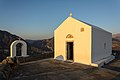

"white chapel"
[54, 13, 114, 67]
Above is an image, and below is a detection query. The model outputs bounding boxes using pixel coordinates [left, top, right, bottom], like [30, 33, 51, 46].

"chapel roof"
[69, 13, 111, 34]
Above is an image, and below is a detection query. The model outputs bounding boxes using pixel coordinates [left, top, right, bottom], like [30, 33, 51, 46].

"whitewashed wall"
[92, 27, 112, 62]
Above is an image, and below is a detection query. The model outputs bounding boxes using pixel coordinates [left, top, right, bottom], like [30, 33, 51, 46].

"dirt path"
[9, 59, 120, 80]
[103, 59, 120, 72]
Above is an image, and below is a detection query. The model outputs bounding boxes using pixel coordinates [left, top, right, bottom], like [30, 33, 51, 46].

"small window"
[81, 28, 84, 32]
[104, 43, 106, 49]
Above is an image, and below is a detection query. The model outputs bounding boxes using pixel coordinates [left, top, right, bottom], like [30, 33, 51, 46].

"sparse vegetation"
[9, 59, 120, 80]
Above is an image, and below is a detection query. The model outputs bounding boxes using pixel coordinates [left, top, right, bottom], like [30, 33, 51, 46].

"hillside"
[26, 37, 54, 52]
[0, 30, 21, 48]
[112, 34, 120, 51]
[113, 34, 120, 41]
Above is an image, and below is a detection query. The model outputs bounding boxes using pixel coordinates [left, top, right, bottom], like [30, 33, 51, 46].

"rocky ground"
[9, 59, 120, 80]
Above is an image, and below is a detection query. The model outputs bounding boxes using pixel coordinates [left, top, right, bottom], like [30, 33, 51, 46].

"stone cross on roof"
[69, 12, 72, 17]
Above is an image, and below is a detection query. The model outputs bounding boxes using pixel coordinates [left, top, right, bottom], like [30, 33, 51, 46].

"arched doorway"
[16, 43, 22, 56]
[66, 34, 74, 60]
[10, 40, 27, 57]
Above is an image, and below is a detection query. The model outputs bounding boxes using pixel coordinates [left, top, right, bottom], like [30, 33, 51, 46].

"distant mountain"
[26, 37, 54, 52]
[0, 30, 22, 48]
[112, 34, 120, 51]
[112, 33, 120, 41]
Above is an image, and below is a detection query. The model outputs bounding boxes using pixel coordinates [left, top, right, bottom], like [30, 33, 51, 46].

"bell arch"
[10, 40, 27, 57]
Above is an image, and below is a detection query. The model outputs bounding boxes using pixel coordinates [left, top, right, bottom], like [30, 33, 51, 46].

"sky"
[0, 0, 120, 40]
